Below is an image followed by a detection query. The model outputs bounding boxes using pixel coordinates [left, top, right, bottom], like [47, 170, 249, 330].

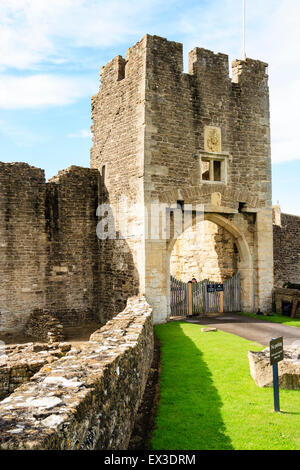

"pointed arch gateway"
[166, 212, 254, 317]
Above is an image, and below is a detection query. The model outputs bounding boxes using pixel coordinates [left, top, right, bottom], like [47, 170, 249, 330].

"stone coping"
[0, 296, 153, 450]
[0, 342, 72, 401]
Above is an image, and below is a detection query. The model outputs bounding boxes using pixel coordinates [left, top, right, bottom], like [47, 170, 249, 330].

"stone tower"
[91, 34, 273, 323]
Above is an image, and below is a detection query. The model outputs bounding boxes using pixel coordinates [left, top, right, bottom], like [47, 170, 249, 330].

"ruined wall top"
[98, 34, 268, 92]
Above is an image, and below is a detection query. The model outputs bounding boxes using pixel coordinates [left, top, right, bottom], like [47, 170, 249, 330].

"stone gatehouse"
[91, 34, 273, 323]
[1, 33, 299, 333]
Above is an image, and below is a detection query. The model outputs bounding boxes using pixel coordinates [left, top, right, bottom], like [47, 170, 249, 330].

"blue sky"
[0, 0, 299, 215]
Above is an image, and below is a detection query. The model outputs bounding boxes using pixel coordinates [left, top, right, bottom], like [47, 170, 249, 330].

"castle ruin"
[0, 33, 300, 450]
[0, 34, 299, 333]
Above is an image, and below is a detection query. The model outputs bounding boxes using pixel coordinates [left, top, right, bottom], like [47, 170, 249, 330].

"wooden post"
[188, 282, 193, 317]
[219, 291, 224, 314]
[291, 300, 299, 319]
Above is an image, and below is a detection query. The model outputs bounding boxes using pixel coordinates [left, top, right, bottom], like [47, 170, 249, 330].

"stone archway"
[165, 212, 254, 319]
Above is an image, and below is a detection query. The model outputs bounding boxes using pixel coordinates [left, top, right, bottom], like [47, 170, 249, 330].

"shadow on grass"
[151, 322, 234, 450]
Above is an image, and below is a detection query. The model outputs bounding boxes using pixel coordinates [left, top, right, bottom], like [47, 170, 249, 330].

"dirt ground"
[0, 322, 101, 346]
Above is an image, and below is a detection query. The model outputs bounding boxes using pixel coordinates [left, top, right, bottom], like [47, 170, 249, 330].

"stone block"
[248, 347, 300, 389]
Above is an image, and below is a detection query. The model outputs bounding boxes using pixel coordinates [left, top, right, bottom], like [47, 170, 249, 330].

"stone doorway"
[164, 212, 254, 322]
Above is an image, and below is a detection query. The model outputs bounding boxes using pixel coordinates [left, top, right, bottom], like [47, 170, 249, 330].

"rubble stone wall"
[0, 297, 153, 450]
[0, 342, 71, 401]
[273, 288, 300, 317]
[273, 212, 300, 287]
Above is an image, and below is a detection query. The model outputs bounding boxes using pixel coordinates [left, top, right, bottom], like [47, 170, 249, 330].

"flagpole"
[242, 0, 247, 60]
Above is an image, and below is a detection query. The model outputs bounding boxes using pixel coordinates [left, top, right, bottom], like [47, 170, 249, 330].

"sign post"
[269, 337, 284, 413]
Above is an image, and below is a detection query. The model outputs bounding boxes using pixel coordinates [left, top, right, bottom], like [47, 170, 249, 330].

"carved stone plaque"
[204, 126, 222, 153]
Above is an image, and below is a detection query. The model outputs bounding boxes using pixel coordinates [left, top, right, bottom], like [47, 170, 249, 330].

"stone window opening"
[200, 155, 227, 184]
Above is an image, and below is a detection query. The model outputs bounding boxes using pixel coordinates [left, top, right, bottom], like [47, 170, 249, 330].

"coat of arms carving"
[204, 126, 221, 153]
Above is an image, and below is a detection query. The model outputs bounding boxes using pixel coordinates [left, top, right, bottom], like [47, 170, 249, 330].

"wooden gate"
[170, 271, 241, 316]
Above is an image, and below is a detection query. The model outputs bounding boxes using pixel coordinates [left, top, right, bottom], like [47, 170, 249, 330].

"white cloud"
[0, 0, 161, 71]
[249, 0, 300, 164]
[270, 80, 300, 164]
[68, 129, 92, 139]
[0, 74, 95, 109]
[0, 119, 43, 147]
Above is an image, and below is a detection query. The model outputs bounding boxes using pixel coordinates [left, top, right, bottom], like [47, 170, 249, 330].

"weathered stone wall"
[144, 35, 271, 207]
[0, 342, 71, 401]
[273, 211, 300, 287]
[90, 38, 146, 320]
[24, 309, 64, 343]
[45, 166, 101, 326]
[0, 163, 48, 333]
[170, 220, 238, 282]
[0, 296, 153, 450]
[0, 163, 102, 334]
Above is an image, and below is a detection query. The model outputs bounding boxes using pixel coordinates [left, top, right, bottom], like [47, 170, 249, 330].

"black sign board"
[270, 337, 284, 365]
[207, 284, 215, 293]
[215, 283, 224, 292]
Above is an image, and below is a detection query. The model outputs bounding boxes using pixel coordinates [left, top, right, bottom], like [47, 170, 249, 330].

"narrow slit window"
[200, 154, 227, 184]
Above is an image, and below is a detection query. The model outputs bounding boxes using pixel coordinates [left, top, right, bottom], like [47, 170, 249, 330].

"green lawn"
[151, 322, 300, 450]
[238, 312, 300, 328]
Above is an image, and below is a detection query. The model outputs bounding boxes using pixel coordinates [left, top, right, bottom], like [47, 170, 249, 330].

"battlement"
[100, 55, 127, 83]
[188, 47, 229, 78]
[97, 34, 269, 92]
[232, 58, 268, 85]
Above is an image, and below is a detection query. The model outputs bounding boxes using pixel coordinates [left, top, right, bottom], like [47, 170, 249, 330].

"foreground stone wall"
[0, 163, 102, 334]
[0, 342, 71, 401]
[0, 296, 153, 450]
[273, 211, 300, 287]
